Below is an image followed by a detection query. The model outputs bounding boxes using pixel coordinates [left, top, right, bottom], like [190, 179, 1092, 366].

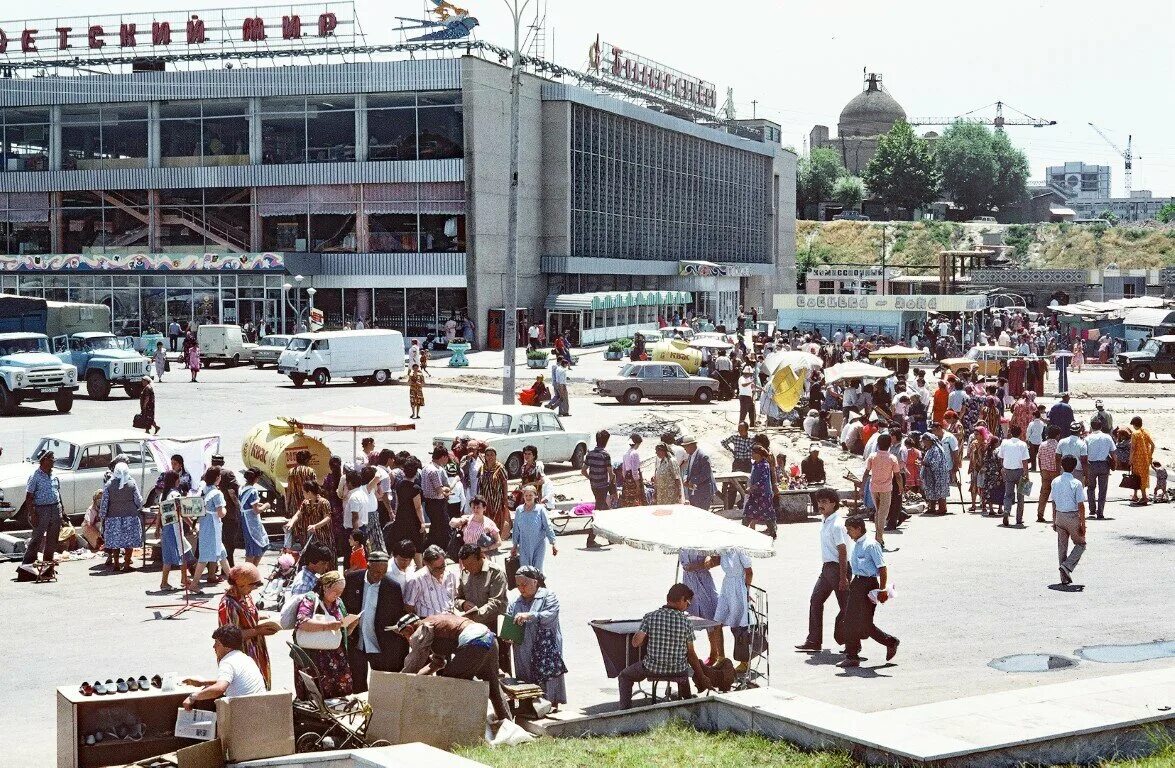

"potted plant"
[526, 348, 550, 369]
[604, 341, 626, 361]
[448, 337, 471, 367]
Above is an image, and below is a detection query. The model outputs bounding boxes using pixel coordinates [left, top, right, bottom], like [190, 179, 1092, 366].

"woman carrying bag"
[293, 570, 358, 698]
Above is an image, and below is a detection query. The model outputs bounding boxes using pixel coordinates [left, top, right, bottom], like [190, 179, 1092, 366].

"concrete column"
[249, 98, 263, 165]
[147, 101, 161, 168]
[147, 189, 160, 252]
[249, 188, 263, 252]
[49, 105, 62, 172]
[354, 94, 368, 163]
[356, 185, 370, 252]
[50, 191, 64, 253]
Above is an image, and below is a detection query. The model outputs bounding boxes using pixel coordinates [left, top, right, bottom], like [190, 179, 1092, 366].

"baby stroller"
[291, 660, 390, 753]
[254, 552, 298, 612]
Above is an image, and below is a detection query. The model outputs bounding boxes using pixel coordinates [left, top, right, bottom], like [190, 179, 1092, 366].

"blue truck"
[0, 295, 150, 401]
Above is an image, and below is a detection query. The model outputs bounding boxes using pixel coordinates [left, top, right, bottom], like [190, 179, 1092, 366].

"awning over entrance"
[544, 290, 692, 312]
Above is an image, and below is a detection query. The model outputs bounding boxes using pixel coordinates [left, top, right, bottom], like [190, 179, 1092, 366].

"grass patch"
[456, 721, 1175, 768]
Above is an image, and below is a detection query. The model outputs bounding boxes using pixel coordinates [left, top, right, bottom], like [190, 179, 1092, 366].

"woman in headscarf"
[652, 443, 683, 504]
[238, 468, 272, 566]
[218, 562, 276, 689]
[919, 433, 951, 515]
[477, 447, 511, 540]
[1011, 391, 1036, 439]
[100, 461, 144, 572]
[741, 444, 777, 540]
[982, 435, 1005, 517]
[980, 395, 1003, 437]
[507, 567, 567, 711]
[967, 425, 990, 513]
[960, 385, 983, 435]
[155, 471, 192, 591]
[192, 467, 231, 589]
[293, 570, 354, 698]
[1129, 416, 1155, 505]
[511, 486, 557, 570]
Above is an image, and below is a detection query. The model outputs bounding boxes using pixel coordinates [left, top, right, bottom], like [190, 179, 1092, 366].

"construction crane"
[1088, 123, 1139, 197]
[910, 101, 1057, 131]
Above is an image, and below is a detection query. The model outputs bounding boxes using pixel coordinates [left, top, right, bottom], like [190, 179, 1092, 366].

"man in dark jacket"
[342, 551, 408, 693]
[211, 454, 241, 570]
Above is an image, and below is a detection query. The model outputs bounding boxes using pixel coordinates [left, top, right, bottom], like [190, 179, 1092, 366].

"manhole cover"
[1076, 641, 1175, 664]
[989, 654, 1078, 673]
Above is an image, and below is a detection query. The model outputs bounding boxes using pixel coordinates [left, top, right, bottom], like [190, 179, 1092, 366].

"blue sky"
[5, 0, 1172, 197]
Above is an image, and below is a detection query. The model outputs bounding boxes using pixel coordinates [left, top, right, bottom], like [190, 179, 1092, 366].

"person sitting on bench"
[618, 583, 711, 709]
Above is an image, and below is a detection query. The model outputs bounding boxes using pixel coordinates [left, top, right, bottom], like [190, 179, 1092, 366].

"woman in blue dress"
[155, 471, 192, 591]
[239, 468, 273, 566]
[712, 547, 753, 671]
[100, 462, 144, 572]
[506, 567, 567, 710]
[192, 467, 230, 590]
[678, 548, 721, 664]
[741, 444, 778, 540]
[510, 485, 557, 571]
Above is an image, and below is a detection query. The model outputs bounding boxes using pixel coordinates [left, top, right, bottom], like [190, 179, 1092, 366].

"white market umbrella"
[762, 350, 823, 373]
[870, 345, 925, 359]
[824, 360, 896, 384]
[592, 504, 776, 559]
[289, 406, 415, 463]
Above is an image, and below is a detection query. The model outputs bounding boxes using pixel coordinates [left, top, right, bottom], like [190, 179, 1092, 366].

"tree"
[832, 176, 865, 210]
[797, 147, 846, 216]
[1157, 202, 1175, 223]
[863, 121, 939, 215]
[934, 122, 1029, 217]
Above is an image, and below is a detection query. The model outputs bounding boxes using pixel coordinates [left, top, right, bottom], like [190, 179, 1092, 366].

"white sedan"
[0, 430, 161, 523]
[433, 405, 591, 479]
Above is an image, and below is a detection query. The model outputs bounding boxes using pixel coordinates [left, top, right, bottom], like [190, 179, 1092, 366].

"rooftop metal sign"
[588, 35, 717, 114]
[0, 3, 356, 62]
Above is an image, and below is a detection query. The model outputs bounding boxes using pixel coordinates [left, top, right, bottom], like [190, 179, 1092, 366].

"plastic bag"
[487, 717, 536, 746]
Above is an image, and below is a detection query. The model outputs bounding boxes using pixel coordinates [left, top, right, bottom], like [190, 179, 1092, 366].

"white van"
[197, 324, 255, 366]
[277, 329, 405, 387]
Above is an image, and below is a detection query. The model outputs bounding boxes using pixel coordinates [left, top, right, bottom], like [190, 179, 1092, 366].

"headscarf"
[515, 565, 546, 587]
[227, 562, 262, 589]
[112, 461, 132, 489]
[318, 570, 344, 591]
[1025, 390, 1036, 403]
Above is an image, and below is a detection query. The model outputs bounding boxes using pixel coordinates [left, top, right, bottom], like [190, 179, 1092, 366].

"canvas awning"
[592, 505, 776, 558]
[544, 290, 692, 312]
[288, 407, 415, 464]
[1123, 308, 1175, 328]
[824, 361, 896, 384]
[1049, 206, 1077, 217]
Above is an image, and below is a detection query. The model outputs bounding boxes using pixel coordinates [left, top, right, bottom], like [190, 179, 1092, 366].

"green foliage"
[934, 122, 1028, 216]
[1122, 228, 1148, 241]
[526, 348, 550, 360]
[1157, 202, 1175, 224]
[832, 176, 866, 209]
[1004, 224, 1034, 257]
[863, 120, 940, 214]
[1098, 210, 1119, 226]
[796, 242, 835, 273]
[797, 147, 847, 213]
[927, 220, 957, 247]
[1090, 222, 1108, 236]
[608, 337, 635, 352]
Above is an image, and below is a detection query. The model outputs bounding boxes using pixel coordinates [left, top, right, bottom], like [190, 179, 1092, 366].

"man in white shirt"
[404, 545, 457, 617]
[387, 539, 417, 589]
[796, 488, 851, 651]
[1056, 423, 1089, 484]
[1025, 406, 1048, 471]
[995, 425, 1031, 526]
[182, 626, 266, 709]
[528, 323, 540, 350]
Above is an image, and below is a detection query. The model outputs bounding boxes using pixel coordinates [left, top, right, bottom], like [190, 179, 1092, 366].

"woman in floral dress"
[652, 443, 683, 504]
[741, 444, 777, 539]
[293, 571, 354, 698]
[408, 363, 425, 418]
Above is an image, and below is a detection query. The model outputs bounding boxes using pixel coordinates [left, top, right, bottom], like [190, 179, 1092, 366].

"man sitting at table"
[181, 626, 267, 710]
[618, 584, 710, 709]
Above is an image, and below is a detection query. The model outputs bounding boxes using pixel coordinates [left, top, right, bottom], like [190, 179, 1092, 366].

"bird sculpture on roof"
[394, 0, 480, 41]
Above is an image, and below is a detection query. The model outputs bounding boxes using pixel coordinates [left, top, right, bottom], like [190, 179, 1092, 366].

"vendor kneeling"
[182, 626, 267, 710]
[393, 613, 512, 722]
[618, 584, 711, 709]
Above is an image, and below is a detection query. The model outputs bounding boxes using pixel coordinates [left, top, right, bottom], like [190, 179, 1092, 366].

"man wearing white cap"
[1091, 400, 1113, 433]
[682, 435, 716, 510]
[737, 366, 757, 426]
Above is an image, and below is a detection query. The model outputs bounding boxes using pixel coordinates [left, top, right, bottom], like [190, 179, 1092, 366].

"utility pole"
[501, 0, 531, 404]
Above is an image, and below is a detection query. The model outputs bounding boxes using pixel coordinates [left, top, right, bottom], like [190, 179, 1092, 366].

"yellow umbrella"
[771, 365, 804, 413]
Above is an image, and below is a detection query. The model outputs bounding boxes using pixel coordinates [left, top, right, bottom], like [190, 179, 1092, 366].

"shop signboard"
[0, 3, 355, 62]
[588, 35, 717, 113]
[0, 252, 286, 272]
[773, 293, 988, 313]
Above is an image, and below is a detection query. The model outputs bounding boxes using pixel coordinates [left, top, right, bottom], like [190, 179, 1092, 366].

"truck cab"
[0, 332, 79, 416]
[52, 331, 150, 400]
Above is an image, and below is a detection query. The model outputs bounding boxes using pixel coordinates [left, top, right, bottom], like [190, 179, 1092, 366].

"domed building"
[810, 72, 906, 176]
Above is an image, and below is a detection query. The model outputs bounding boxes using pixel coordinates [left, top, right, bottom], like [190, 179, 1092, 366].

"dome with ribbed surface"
[838, 73, 906, 138]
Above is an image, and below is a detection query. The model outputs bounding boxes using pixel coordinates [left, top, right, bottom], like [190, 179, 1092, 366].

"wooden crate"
[57, 685, 200, 768]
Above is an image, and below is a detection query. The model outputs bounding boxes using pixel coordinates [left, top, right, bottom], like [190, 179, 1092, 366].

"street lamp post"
[500, 0, 531, 405]
[282, 274, 307, 332]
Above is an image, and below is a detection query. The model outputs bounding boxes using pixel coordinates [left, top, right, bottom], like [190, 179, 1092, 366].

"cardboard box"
[177, 740, 225, 768]
[214, 691, 294, 762]
[366, 672, 488, 751]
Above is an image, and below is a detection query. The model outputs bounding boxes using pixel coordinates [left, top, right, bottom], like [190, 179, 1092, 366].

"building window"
[160, 100, 250, 167]
[0, 192, 50, 255]
[818, 281, 835, 295]
[1, 107, 50, 172]
[261, 96, 356, 165]
[61, 104, 148, 170]
[366, 91, 462, 162]
[1122, 283, 1137, 298]
[158, 188, 251, 252]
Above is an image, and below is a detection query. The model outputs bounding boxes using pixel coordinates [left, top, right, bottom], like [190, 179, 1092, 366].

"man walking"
[1035, 425, 1062, 524]
[837, 516, 899, 668]
[581, 430, 613, 547]
[682, 435, 716, 510]
[618, 584, 711, 709]
[1026, 405, 1047, 472]
[795, 488, 850, 652]
[1084, 420, 1114, 520]
[996, 425, 1031, 527]
[20, 452, 63, 576]
[1057, 423, 1088, 485]
[547, 358, 570, 417]
[420, 447, 451, 552]
[1051, 455, 1087, 586]
[1091, 399, 1113, 433]
[168, 319, 181, 352]
[1048, 393, 1074, 436]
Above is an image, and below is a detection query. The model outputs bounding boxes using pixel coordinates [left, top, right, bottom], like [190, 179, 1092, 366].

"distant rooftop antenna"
[526, 0, 548, 60]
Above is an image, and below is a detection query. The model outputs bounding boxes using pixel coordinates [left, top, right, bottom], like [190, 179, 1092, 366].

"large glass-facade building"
[0, 55, 795, 345]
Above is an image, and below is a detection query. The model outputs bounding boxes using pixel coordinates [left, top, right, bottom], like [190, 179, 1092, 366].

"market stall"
[544, 290, 692, 346]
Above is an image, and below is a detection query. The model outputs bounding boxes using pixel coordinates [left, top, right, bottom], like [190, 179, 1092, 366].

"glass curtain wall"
[61, 104, 149, 170]
[160, 100, 250, 167]
[261, 96, 356, 164]
[1, 107, 51, 172]
[367, 91, 463, 161]
[0, 192, 51, 255]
